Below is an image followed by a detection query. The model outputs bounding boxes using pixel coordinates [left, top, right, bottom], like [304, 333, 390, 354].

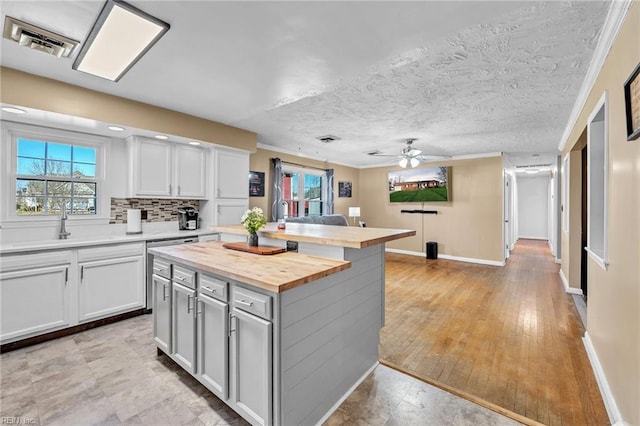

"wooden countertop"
[210, 223, 416, 249]
[149, 241, 351, 293]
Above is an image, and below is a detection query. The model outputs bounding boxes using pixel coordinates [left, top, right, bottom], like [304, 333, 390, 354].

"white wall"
[517, 175, 550, 240]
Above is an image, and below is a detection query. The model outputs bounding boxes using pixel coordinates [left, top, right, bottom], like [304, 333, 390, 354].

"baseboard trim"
[0, 309, 146, 353]
[518, 236, 548, 240]
[314, 361, 378, 426]
[379, 360, 544, 426]
[559, 269, 583, 295]
[385, 248, 505, 266]
[583, 332, 626, 425]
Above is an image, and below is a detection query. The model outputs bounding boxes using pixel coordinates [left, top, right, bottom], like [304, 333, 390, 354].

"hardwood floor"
[380, 239, 609, 426]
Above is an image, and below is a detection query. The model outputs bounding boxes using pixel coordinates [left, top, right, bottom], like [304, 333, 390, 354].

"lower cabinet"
[78, 256, 145, 322]
[155, 261, 273, 426]
[172, 281, 197, 373]
[197, 293, 228, 399]
[152, 274, 171, 353]
[0, 263, 70, 343]
[230, 307, 273, 426]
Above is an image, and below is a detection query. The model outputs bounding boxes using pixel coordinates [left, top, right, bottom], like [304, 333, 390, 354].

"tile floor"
[1, 315, 521, 425]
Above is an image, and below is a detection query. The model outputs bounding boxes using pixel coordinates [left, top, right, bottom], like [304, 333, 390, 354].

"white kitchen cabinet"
[196, 293, 228, 399]
[130, 137, 172, 197]
[230, 306, 272, 426]
[215, 149, 249, 199]
[174, 144, 206, 198]
[152, 274, 171, 353]
[77, 243, 145, 323]
[216, 200, 249, 226]
[129, 136, 206, 199]
[172, 282, 197, 373]
[0, 264, 70, 343]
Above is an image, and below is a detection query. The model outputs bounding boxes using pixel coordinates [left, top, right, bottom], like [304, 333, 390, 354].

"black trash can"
[426, 241, 438, 259]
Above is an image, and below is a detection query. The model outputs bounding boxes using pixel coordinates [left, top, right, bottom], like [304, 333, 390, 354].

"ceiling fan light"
[399, 158, 408, 168]
[410, 157, 420, 168]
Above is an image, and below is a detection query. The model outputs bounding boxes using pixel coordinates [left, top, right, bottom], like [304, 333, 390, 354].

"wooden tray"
[222, 242, 286, 255]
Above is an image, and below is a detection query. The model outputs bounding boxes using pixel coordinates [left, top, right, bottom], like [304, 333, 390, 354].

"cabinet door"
[230, 307, 272, 426]
[175, 145, 206, 198]
[216, 150, 249, 199]
[1, 265, 69, 343]
[197, 293, 228, 399]
[78, 256, 145, 322]
[172, 282, 197, 373]
[152, 275, 171, 353]
[216, 201, 249, 226]
[133, 138, 172, 197]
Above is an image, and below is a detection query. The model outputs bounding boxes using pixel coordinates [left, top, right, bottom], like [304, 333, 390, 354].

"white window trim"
[281, 165, 327, 217]
[1, 121, 109, 225]
[585, 92, 608, 270]
[562, 154, 569, 234]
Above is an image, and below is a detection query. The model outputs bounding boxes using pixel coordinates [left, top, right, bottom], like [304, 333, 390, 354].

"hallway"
[380, 239, 609, 425]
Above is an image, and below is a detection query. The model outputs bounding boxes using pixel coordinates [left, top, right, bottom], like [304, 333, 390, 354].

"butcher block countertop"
[210, 223, 416, 249]
[149, 241, 351, 293]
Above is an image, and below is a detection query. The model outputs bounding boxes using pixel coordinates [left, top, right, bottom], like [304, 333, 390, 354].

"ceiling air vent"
[366, 150, 382, 156]
[315, 135, 341, 143]
[3, 16, 79, 58]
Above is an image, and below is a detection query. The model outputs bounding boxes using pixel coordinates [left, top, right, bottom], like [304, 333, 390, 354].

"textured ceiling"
[0, 1, 609, 169]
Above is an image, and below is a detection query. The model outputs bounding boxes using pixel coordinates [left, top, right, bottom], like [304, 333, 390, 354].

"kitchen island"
[151, 225, 413, 426]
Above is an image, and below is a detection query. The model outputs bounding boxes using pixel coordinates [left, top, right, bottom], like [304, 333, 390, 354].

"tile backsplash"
[110, 198, 200, 224]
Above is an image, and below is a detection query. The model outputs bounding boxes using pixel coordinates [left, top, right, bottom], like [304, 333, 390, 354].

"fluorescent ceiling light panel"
[73, 0, 169, 81]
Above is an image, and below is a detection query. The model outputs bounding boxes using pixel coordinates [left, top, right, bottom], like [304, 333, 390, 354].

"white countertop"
[0, 229, 219, 255]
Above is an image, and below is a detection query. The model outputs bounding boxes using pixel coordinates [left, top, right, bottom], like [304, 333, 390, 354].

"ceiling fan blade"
[417, 154, 451, 160]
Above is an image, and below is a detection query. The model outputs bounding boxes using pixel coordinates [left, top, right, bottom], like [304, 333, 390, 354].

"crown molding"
[558, 0, 633, 152]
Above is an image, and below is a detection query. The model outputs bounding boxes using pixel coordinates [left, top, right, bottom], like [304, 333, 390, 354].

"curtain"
[325, 168, 334, 215]
[271, 158, 283, 221]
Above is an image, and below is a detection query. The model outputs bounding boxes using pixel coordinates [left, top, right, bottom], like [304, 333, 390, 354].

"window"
[282, 168, 325, 217]
[15, 138, 97, 215]
[587, 92, 608, 268]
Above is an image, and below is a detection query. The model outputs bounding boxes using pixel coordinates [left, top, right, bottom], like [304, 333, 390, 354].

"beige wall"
[359, 156, 504, 262]
[0, 67, 256, 151]
[248, 148, 360, 219]
[561, 3, 640, 424]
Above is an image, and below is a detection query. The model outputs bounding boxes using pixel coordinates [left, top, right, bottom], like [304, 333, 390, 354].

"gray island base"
[150, 224, 414, 425]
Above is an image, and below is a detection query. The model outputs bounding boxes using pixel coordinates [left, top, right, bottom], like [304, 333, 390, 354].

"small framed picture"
[338, 181, 352, 197]
[249, 171, 265, 197]
[624, 62, 640, 141]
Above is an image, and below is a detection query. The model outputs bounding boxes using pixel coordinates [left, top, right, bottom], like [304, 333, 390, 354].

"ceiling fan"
[368, 139, 449, 168]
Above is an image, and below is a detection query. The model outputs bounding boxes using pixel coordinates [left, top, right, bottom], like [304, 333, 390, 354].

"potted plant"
[241, 207, 267, 246]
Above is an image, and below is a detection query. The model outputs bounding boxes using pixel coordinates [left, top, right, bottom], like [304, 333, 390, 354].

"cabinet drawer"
[152, 258, 171, 279]
[232, 287, 271, 320]
[173, 265, 196, 289]
[199, 274, 227, 302]
[78, 242, 145, 262]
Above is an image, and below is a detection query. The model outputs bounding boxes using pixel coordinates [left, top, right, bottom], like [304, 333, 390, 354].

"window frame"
[2, 122, 108, 224]
[281, 165, 327, 218]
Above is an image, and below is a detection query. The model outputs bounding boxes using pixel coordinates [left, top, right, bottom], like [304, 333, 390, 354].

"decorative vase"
[247, 232, 259, 247]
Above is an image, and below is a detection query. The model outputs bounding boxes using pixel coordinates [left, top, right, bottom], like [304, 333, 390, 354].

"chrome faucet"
[58, 203, 71, 239]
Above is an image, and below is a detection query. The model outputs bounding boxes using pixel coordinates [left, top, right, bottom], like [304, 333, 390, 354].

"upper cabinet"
[215, 149, 249, 199]
[128, 136, 207, 199]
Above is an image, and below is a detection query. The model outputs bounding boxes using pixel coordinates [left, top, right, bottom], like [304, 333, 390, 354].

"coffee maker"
[177, 207, 198, 230]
